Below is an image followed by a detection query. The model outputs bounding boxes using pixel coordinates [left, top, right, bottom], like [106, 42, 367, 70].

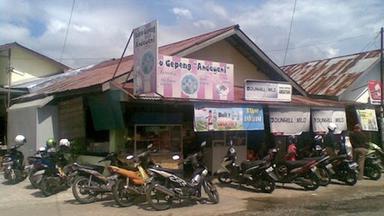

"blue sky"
[1, 0, 383, 68]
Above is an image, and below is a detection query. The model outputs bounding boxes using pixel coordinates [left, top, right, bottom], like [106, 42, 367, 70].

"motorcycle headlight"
[202, 169, 208, 176]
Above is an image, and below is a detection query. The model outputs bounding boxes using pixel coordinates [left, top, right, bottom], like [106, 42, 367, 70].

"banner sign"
[245, 80, 292, 102]
[356, 109, 378, 131]
[134, 20, 158, 95]
[312, 109, 347, 134]
[194, 105, 263, 131]
[157, 55, 234, 100]
[269, 107, 310, 135]
[368, 80, 382, 105]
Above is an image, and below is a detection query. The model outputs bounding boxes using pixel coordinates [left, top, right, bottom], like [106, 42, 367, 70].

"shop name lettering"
[270, 117, 307, 123]
[134, 26, 156, 48]
[313, 117, 345, 123]
[158, 59, 227, 73]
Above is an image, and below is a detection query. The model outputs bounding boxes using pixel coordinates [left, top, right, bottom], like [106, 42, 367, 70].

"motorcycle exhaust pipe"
[153, 184, 175, 197]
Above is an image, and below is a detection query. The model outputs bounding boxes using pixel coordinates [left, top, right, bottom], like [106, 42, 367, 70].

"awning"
[7, 96, 54, 111]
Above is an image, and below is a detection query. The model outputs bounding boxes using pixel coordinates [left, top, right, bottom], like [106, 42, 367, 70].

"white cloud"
[73, 24, 91, 33]
[172, 7, 193, 19]
[193, 20, 216, 29]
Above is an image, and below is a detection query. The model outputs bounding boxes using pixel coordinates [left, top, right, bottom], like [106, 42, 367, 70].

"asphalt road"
[1, 174, 384, 216]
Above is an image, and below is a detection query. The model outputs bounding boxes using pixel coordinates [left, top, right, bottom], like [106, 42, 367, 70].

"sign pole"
[380, 27, 384, 147]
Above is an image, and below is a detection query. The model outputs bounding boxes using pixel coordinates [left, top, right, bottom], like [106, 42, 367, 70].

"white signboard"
[312, 109, 347, 134]
[356, 109, 378, 131]
[133, 20, 158, 95]
[269, 107, 310, 135]
[245, 80, 292, 102]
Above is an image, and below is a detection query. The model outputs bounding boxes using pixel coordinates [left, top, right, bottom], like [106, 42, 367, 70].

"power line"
[59, 0, 76, 62]
[360, 31, 380, 52]
[282, 0, 297, 66]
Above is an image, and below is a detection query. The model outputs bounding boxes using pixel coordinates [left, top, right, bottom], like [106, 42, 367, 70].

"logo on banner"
[245, 80, 292, 102]
[157, 55, 234, 100]
[134, 20, 158, 95]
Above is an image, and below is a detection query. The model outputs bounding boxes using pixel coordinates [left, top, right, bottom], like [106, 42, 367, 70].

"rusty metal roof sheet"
[281, 50, 381, 97]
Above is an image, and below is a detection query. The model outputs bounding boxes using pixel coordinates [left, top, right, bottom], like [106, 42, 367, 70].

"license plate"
[266, 167, 274, 172]
[325, 164, 333, 169]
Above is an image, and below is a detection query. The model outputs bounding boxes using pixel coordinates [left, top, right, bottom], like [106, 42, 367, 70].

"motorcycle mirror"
[201, 141, 206, 148]
[147, 143, 153, 149]
[172, 155, 180, 161]
[126, 155, 134, 160]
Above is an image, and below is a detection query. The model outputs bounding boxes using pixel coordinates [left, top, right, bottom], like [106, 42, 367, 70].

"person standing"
[324, 123, 338, 157]
[349, 124, 368, 180]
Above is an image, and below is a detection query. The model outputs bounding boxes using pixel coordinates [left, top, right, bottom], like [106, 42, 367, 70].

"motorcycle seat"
[283, 160, 311, 169]
[152, 167, 184, 177]
[302, 156, 322, 161]
[77, 164, 105, 173]
[241, 160, 265, 171]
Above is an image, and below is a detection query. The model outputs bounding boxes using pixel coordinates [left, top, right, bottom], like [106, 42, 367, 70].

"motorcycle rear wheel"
[112, 178, 136, 207]
[217, 172, 232, 184]
[146, 183, 173, 211]
[260, 177, 275, 193]
[203, 180, 219, 204]
[365, 165, 381, 180]
[72, 176, 98, 204]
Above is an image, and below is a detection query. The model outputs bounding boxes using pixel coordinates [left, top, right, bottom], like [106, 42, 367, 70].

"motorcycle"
[38, 147, 76, 196]
[2, 143, 28, 184]
[367, 142, 384, 171]
[326, 154, 358, 185]
[110, 144, 156, 207]
[146, 141, 219, 211]
[27, 147, 50, 188]
[71, 152, 123, 204]
[272, 150, 321, 190]
[364, 153, 382, 180]
[215, 141, 276, 193]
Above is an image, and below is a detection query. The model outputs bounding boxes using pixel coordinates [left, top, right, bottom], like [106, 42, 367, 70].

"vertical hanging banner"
[194, 105, 264, 131]
[312, 108, 347, 134]
[269, 107, 310, 135]
[356, 109, 378, 131]
[133, 20, 158, 95]
[368, 80, 382, 105]
[157, 55, 234, 100]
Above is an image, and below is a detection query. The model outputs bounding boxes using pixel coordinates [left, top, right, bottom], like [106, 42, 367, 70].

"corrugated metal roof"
[24, 25, 237, 97]
[281, 50, 381, 97]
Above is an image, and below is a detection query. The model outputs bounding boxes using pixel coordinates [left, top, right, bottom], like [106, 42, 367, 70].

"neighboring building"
[281, 50, 381, 103]
[0, 42, 70, 145]
[281, 50, 382, 144]
[10, 25, 343, 171]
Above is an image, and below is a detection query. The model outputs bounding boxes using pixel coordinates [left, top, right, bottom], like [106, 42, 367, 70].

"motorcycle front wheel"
[303, 173, 320, 191]
[317, 167, 331, 186]
[365, 165, 381, 180]
[112, 178, 136, 207]
[344, 170, 357, 185]
[146, 183, 173, 211]
[40, 177, 54, 197]
[72, 176, 98, 204]
[260, 176, 275, 193]
[203, 180, 219, 204]
[217, 172, 232, 184]
[29, 169, 43, 188]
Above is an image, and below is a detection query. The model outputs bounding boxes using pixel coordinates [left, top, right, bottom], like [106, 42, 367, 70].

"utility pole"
[381, 27, 384, 147]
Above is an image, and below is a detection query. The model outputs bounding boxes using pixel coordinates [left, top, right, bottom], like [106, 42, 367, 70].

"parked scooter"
[27, 147, 50, 188]
[272, 150, 321, 190]
[146, 141, 219, 211]
[364, 153, 382, 180]
[2, 135, 29, 184]
[215, 140, 276, 193]
[110, 144, 156, 207]
[367, 142, 384, 171]
[326, 154, 358, 185]
[71, 152, 122, 204]
[38, 139, 76, 196]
